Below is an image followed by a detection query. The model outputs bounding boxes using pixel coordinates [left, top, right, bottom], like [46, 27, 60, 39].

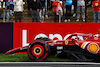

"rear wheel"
[27, 40, 49, 61]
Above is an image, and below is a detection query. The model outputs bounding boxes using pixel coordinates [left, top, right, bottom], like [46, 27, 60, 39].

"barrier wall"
[13, 23, 100, 49]
[0, 23, 100, 53]
[0, 23, 13, 53]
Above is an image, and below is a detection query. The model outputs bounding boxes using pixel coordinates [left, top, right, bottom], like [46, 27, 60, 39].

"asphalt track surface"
[0, 62, 100, 67]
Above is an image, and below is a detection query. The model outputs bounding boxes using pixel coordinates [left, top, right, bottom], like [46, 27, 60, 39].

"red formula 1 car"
[6, 33, 100, 61]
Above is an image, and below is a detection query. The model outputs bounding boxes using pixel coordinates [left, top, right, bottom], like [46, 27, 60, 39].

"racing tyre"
[27, 40, 50, 61]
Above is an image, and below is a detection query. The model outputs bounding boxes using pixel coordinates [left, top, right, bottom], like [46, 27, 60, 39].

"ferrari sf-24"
[6, 33, 100, 61]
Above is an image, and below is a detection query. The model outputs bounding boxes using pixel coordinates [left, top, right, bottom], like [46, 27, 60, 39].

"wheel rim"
[31, 44, 44, 57]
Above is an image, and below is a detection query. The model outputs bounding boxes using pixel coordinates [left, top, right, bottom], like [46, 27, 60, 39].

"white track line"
[0, 62, 100, 65]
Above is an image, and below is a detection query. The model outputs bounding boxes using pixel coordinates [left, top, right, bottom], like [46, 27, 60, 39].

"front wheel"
[27, 40, 49, 61]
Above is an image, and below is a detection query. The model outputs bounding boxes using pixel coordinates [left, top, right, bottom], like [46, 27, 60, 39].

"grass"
[0, 54, 69, 62]
[0, 54, 30, 62]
